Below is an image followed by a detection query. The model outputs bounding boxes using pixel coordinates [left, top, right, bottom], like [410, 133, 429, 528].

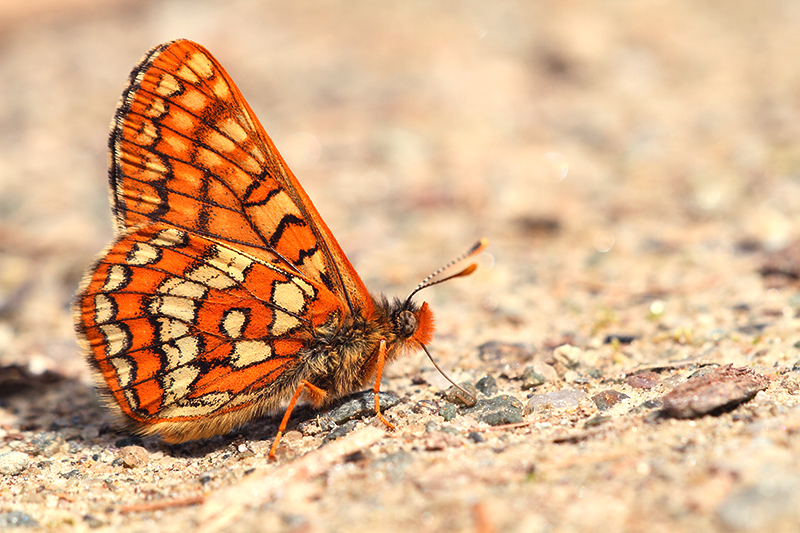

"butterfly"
[74, 39, 486, 457]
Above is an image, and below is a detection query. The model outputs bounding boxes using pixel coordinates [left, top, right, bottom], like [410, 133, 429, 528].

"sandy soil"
[3, 1, 800, 532]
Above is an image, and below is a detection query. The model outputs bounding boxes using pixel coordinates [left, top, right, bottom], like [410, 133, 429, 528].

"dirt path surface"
[3, 1, 800, 532]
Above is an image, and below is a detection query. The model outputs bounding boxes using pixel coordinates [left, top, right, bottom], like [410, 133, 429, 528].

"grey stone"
[464, 395, 524, 425]
[520, 367, 546, 390]
[318, 391, 400, 430]
[0, 511, 37, 528]
[475, 375, 498, 396]
[0, 452, 30, 476]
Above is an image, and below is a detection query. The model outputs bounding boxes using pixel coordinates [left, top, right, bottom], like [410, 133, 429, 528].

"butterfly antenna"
[419, 343, 477, 407]
[405, 238, 488, 304]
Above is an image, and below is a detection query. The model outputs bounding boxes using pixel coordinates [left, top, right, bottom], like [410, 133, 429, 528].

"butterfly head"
[393, 239, 489, 406]
[391, 299, 435, 348]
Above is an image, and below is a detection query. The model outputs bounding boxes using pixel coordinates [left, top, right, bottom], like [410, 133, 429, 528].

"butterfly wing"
[109, 39, 371, 314]
[76, 223, 345, 441]
[76, 39, 375, 440]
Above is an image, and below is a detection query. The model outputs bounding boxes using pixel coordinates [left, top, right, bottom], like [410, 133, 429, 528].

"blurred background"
[2, 0, 800, 381]
[3, 1, 800, 530]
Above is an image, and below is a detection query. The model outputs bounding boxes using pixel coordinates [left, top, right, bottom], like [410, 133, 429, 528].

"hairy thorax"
[300, 295, 431, 402]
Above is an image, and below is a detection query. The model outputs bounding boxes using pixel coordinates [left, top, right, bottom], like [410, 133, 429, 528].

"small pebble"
[584, 416, 611, 428]
[444, 381, 478, 407]
[0, 511, 37, 528]
[468, 431, 485, 443]
[525, 389, 588, 415]
[438, 403, 457, 421]
[477, 341, 534, 371]
[119, 445, 149, 468]
[83, 514, 104, 528]
[552, 344, 582, 369]
[592, 389, 630, 411]
[520, 367, 546, 390]
[604, 334, 637, 344]
[80, 425, 100, 441]
[0, 451, 30, 476]
[463, 395, 524, 425]
[626, 371, 661, 389]
[318, 391, 400, 430]
[475, 375, 498, 396]
[661, 364, 768, 418]
[325, 420, 358, 441]
[781, 376, 799, 395]
[412, 399, 440, 414]
[28, 432, 64, 457]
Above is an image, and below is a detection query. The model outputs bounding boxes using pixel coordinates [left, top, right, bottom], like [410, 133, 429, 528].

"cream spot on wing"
[207, 246, 252, 283]
[109, 356, 133, 388]
[102, 265, 130, 292]
[157, 317, 189, 342]
[123, 388, 139, 410]
[179, 89, 208, 112]
[100, 324, 130, 356]
[219, 117, 248, 143]
[156, 73, 181, 97]
[186, 264, 236, 289]
[161, 364, 200, 405]
[222, 310, 247, 338]
[171, 108, 194, 132]
[127, 242, 159, 265]
[231, 340, 271, 368]
[198, 148, 224, 170]
[175, 64, 199, 84]
[162, 392, 231, 417]
[134, 119, 158, 146]
[271, 310, 301, 336]
[149, 295, 197, 323]
[163, 132, 190, 158]
[94, 294, 114, 324]
[205, 129, 236, 154]
[212, 77, 229, 99]
[236, 153, 261, 175]
[293, 278, 316, 297]
[249, 145, 266, 165]
[152, 228, 186, 247]
[187, 52, 214, 79]
[272, 281, 306, 314]
[144, 152, 168, 175]
[144, 97, 167, 118]
[163, 336, 200, 369]
[158, 279, 208, 299]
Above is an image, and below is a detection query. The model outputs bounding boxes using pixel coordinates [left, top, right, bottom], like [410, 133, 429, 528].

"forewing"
[110, 39, 371, 312]
[75, 223, 345, 435]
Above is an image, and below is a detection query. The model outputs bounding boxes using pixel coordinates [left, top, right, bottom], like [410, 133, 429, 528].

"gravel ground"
[3, 1, 800, 532]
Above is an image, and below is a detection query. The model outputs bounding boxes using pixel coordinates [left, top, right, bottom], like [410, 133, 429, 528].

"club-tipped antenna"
[405, 238, 488, 304]
[420, 343, 477, 407]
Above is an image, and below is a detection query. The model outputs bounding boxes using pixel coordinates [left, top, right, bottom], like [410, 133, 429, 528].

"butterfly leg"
[269, 379, 327, 459]
[373, 338, 396, 431]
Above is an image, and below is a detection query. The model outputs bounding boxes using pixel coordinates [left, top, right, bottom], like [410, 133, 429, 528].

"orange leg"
[269, 379, 326, 459]
[373, 338, 396, 431]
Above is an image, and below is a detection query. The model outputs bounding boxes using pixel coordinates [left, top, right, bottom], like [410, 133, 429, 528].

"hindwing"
[76, 223, 344, 433]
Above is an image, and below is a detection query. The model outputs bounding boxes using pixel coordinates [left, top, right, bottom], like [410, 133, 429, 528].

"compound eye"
[397, 310, 418, 337]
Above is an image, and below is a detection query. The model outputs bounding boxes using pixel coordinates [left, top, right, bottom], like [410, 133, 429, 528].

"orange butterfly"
[74, 39, 486, 457]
